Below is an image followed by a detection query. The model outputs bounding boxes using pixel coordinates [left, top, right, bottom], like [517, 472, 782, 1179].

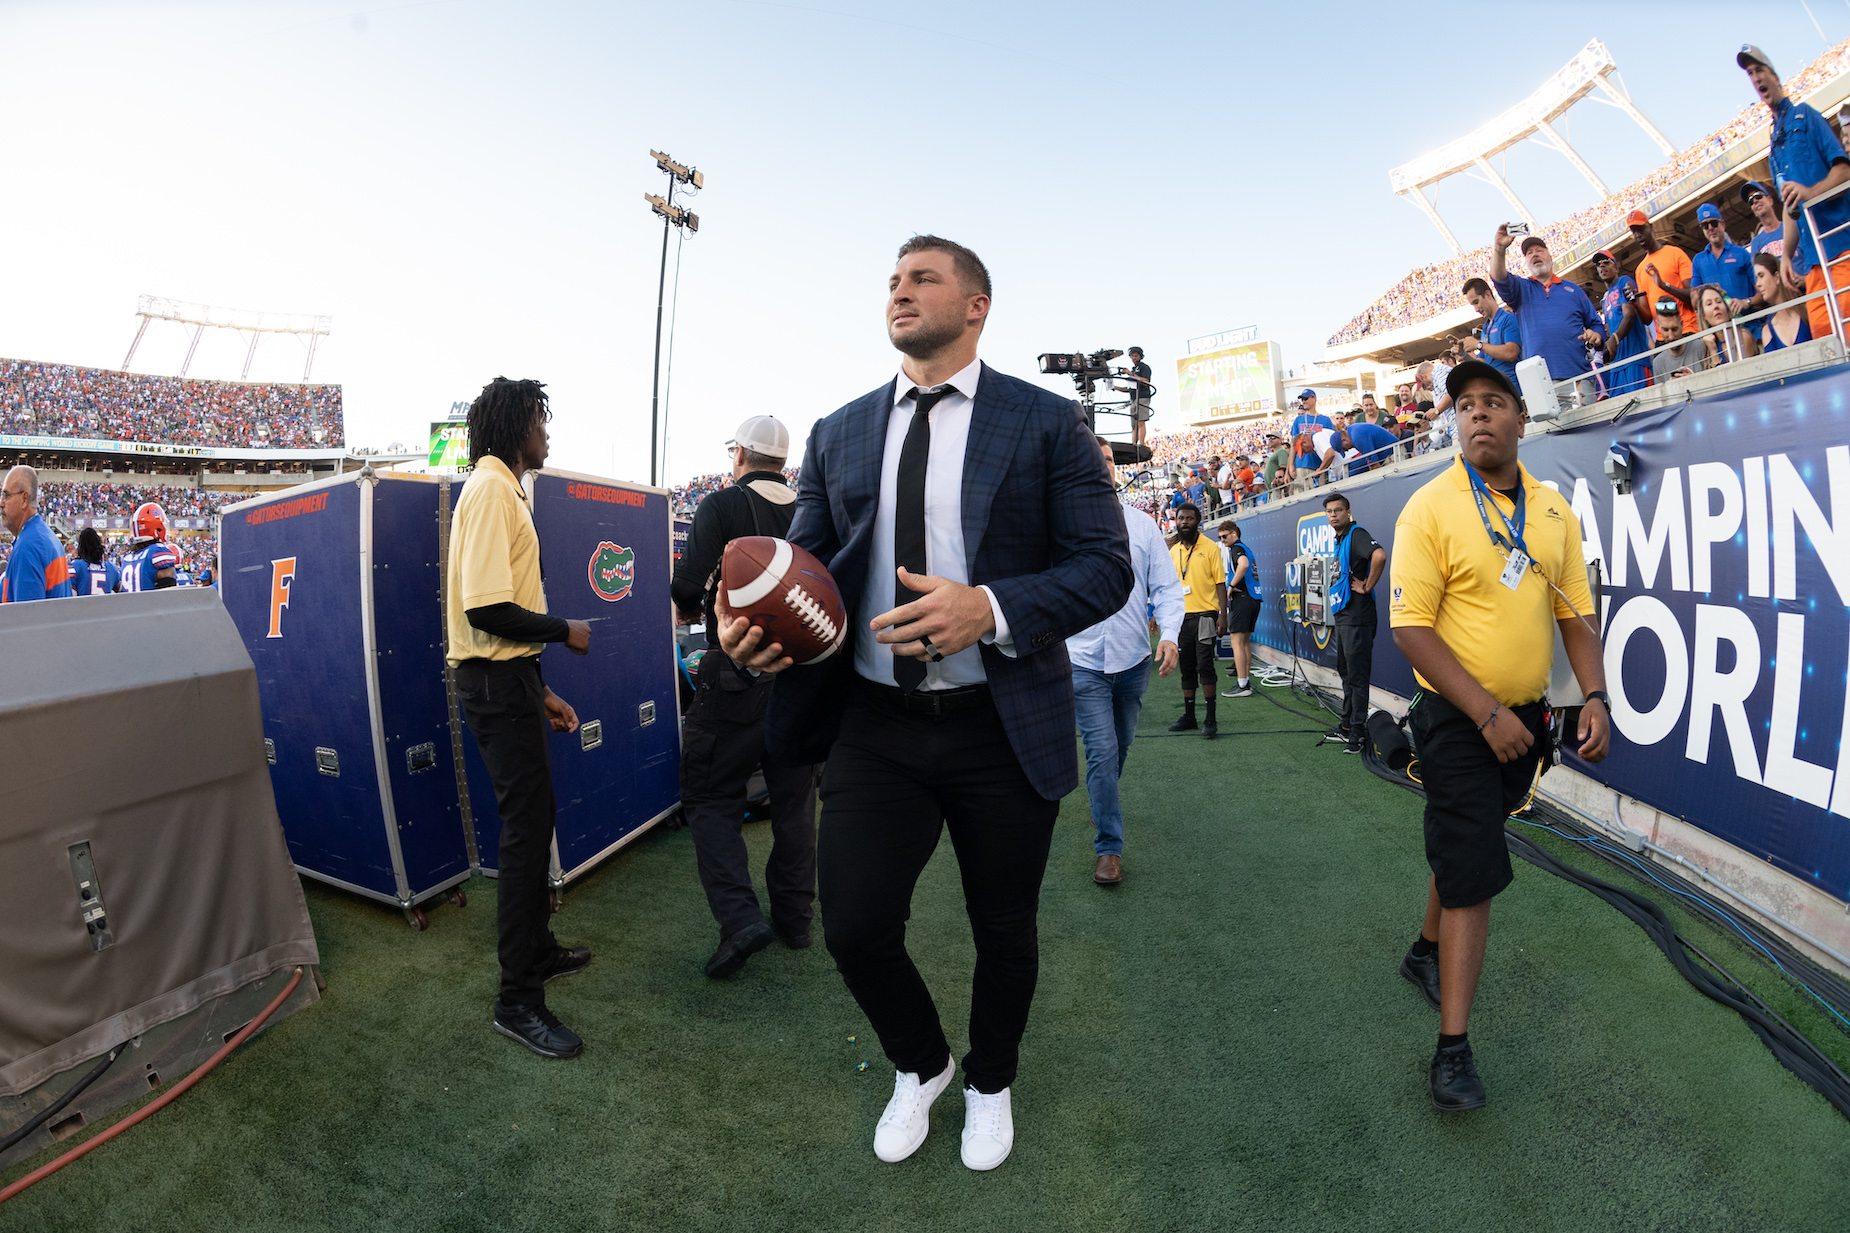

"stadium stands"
[1327, 39, 1850, 347]
[0, 358, 343, 449]
[672, 468, 801, 518]
[38, 482, 240, 520]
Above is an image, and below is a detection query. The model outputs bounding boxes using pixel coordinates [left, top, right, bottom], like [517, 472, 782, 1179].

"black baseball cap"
[1740, 179, 1773, 204]
[1444, 358, 1523, 409]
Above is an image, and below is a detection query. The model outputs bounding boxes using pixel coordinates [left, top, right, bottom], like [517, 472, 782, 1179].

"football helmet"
[132, 502, 169, 542]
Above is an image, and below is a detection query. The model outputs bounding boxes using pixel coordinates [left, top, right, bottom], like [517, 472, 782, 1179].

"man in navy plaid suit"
[719, 235, 1131, 1172]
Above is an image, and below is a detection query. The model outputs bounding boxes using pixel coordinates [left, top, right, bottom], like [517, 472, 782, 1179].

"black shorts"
[1226, 591, 1261, 634]
[1409, 692, 1546, 908]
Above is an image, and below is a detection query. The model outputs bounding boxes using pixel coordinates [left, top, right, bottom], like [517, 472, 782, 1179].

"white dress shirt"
[854, 357, 1015, 691]
[1067, 505, 1185, 674]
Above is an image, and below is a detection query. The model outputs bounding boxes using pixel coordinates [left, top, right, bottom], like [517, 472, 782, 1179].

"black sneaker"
[1168, 715, 1199, 732]
[1430, 1041, 1487, 1112]
[1202, 718, 1218, 740]
[1220, 685, 1253, 698]
[1400, 949, 1441, 1011]
[773, 921, 813, 950]
[493, 1002, 584, 1059]
[705, 919, 775, 978]
[538, 944, 592, 984]
[1342, 740, 1365, 755]
[1322, 727, 1352, 745]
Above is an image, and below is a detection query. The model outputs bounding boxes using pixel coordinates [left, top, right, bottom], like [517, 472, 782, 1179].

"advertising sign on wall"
[428, 422, 469, 471]
[1174, 341, 1281, 425]
[1234, 364, 1850, 902]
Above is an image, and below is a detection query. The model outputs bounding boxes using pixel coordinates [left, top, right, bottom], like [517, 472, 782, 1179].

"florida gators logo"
[588, 542, 634, 602]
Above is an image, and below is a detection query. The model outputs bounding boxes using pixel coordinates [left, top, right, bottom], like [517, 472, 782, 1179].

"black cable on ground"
[0, 1047, 120, 1155]
[1357, 728, 1850, 1121]
[1503, 828, 1850, 1118]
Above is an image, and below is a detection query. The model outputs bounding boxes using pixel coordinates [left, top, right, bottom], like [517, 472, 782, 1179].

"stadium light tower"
[645, 150, 703, 488]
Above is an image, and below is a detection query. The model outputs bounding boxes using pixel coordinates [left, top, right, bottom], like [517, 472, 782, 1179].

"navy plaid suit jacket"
[766, 363, 1133, 801]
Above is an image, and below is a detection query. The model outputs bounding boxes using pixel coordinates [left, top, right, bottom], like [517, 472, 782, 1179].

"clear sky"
[0, 1, 1838, 484]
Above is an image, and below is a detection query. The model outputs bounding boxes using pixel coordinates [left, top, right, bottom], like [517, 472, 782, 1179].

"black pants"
[681, 662, 818, 939]
[819, 685, 1059, 1093]
[1410, 693, 1547, 907]
[1335, 621, 1375, 734]
[454, 657, 559, 1011]
[1178, 611, 1218, 692]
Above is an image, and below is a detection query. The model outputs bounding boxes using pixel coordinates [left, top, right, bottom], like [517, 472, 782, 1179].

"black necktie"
[893, 385, 954, 692]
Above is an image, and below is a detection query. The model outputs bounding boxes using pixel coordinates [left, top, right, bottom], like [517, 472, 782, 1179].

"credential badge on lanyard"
[1463, 461, 1532, 592]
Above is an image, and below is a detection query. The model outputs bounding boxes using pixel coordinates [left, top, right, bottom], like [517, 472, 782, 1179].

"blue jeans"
[1072, 658, 1152, 856]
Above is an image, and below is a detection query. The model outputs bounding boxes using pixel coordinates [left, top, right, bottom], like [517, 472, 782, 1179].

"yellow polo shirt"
[1170, 536, 1226, 615]
[1389, 456, 1593, 707]
[446, 455, 549, 665]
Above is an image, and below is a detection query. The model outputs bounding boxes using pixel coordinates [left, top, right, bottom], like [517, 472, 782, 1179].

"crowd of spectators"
[1327, 39, 1850, 347]
[671, 468, 801, 518]
[38, 482, 241, 520]
[0, 358, 344, 449]
[1147, 420, 1285, 471]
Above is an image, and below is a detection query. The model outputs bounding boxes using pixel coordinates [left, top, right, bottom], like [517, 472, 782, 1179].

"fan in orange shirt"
[1629, 209, 1699, 336]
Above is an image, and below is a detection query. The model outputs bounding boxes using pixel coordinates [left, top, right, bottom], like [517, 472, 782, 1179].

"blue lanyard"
[1462, 460, 1527, 557]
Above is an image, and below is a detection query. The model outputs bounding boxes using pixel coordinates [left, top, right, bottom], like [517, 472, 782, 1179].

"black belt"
[855, 676, 993, 716]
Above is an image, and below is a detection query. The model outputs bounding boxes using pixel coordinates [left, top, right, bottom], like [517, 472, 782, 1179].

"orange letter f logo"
[268, 557, 297, 637]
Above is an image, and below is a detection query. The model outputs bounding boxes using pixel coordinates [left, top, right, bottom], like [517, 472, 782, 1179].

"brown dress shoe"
[1093, 854, 1122, 885]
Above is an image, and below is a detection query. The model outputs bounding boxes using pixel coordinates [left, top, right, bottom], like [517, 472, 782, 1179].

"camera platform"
[1110, 441, 1152, 466]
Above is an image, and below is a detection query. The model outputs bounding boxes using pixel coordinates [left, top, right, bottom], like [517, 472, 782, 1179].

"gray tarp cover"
[0, 588, 320, 1097]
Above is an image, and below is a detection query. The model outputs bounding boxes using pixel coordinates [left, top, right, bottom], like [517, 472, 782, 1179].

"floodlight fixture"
[643, 149, 706, 486]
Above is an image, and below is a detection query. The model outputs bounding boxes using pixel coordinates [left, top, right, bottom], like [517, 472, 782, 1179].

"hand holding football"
[719, 537, 848, 665]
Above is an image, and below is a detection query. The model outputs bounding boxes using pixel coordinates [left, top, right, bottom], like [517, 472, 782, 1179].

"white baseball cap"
[727, 415, 788, 459]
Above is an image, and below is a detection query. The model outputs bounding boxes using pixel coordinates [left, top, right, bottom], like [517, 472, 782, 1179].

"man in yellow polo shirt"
[448, 376, 594, 1060]
[1389, 359, 1610, 1113]
[1167, 502, 1226, 739]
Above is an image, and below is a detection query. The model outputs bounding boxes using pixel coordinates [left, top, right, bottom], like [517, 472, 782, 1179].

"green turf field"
[6, 667, 1850, 1232]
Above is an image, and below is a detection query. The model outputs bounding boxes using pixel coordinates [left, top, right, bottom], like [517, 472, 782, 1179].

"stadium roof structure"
[1390, 40, 1673, 256]
[122, 295, 333, 382]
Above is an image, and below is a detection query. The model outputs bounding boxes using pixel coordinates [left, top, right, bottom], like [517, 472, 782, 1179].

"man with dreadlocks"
[447, 376, 596, 1060]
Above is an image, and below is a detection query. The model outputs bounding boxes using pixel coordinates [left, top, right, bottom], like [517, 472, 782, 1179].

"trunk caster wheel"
[405, 906, 429, 931]
[450, 886, 467, 909]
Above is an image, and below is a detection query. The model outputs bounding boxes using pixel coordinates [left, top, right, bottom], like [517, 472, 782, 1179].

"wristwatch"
[1584, 690, 1611, 711]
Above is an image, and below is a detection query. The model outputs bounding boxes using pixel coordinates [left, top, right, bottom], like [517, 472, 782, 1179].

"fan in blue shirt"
[1691, 203, 1756, 303]
[1594, 252, 1651, 398]
[1342, 422, 1400, 472]
[1, 467, 73, 603]
[1489, 228, 1605, 387]
[1462, 278, 1522, 384]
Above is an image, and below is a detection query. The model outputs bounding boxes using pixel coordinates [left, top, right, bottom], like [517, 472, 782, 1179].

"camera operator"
[670, 415, 820, 979]
[1123, 347, 1153, 450]
[1320, 491, 1385, 754]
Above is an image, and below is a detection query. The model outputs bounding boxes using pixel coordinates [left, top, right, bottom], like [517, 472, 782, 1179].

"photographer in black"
[670, 416, 820, 979]
[1320, 492, 1386, 754]
[1124, 346, 1154, 450]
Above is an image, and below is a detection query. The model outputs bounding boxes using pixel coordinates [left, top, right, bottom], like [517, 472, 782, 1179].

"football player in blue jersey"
[120, 503, 180, 591]
[69, 527, 122, 595]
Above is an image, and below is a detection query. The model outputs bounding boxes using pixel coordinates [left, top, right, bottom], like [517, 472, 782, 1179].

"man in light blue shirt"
[1067, 437, 1185, 887]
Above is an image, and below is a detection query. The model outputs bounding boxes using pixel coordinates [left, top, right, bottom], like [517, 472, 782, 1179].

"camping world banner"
[1234, 364, 1850, 902]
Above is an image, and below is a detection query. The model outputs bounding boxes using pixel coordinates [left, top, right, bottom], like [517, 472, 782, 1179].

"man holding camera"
[1489, 225, 1605, 404]
[1124, 346, 1154, 449]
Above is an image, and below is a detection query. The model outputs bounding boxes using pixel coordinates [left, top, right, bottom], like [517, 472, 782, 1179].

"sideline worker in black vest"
[1320, 491, 1385, 754]
[670, 415, 820, 979]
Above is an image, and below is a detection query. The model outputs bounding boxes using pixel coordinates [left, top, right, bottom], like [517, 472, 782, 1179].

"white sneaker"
[960, 1085, 1014, 1171]
[872, 1060, 955, 1162]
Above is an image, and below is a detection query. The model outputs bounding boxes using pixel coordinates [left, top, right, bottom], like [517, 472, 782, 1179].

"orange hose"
[0, 966, 304, 1206]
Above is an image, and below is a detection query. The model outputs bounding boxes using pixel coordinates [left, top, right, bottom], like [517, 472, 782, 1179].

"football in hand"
[720, 537, 849, 664]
